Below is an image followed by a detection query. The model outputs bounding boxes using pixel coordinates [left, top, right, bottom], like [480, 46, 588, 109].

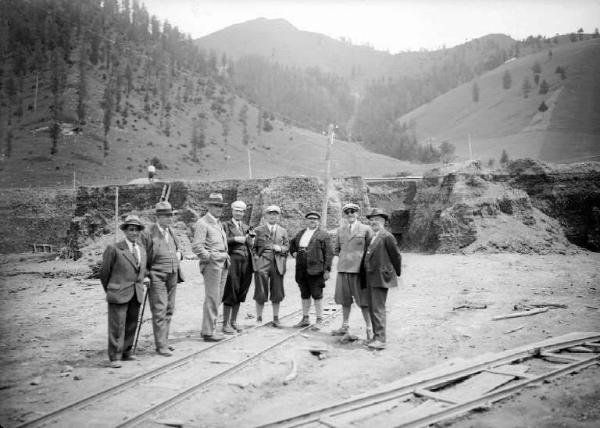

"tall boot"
[230, 303, 241, 332]
[222, 305, 234, 334]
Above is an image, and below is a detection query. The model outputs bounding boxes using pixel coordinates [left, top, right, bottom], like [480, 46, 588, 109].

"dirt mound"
[406, 161, 578, 254]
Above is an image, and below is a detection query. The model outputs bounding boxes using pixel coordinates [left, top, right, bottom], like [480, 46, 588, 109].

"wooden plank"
[317, 415, 352, 428]
[541, 352, 583, 363]
[492, 307, 548, 321]
[434, 371, 515, 402]
[565, 345, 597, 353]
[485, 363, 531, 378]
[414, 388, 458, 404]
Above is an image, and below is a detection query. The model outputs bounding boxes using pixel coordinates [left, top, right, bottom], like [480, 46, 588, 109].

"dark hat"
[155, 201, 175, 215]
[206, 193, 226, 206]
[342, 203, 360, 213]
[120, 214, 145, 231]
[365, 208, 389, 220]
[305, 211, 321, 219]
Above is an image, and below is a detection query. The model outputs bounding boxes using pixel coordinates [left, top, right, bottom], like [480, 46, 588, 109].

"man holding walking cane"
[139, 201, 184, 356]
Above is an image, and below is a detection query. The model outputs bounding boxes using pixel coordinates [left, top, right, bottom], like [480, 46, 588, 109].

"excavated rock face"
[503, 159, 600, 251]
[405, 161, 577, 254]
[0, 189, 75, 253]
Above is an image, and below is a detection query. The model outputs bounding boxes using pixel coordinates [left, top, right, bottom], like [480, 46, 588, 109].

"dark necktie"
[132, 243, 140, 266]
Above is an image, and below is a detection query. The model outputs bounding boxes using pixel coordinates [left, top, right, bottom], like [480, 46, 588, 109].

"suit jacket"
[223, 219, 255, 271]
[139, 223, 184, 282]
[363, 229, 402, 289]
[290, 227, 333, 278]
[100, 240, 147, 304]
[253, 223, 289, 275]
[335, 221, 373, 273]
[192, 213, 229, 268]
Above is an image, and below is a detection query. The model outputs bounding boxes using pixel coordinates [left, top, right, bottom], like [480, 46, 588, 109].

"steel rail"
[116, 309, 341, 428]
[18, 309, 304, 428]
[258, 334, 600, 428]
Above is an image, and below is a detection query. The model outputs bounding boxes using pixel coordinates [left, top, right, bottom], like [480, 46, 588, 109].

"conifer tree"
[502, 70, 512, 89]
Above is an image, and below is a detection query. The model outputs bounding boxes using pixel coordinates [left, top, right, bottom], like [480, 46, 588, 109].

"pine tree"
[502, 70, 512, 89]
[539, 79, 549, 94]
[538, 101, 548, 113]
[77, 42, 87, 126]
[522, 76, 532, 98]
[101, 80, 114, 159]
[500, 149, 509, 164]
[472, 82, 479, 102]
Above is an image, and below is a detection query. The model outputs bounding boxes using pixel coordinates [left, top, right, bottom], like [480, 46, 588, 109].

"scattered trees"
[500, 149, 509, 165]
[539, 79, 550, 94]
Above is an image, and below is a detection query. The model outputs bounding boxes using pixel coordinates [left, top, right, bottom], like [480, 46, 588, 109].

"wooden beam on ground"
[492, 307, 548, 321]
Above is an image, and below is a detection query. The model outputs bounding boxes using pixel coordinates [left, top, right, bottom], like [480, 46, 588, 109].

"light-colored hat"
[231, 200, 247, 211]
[206, 193, 226, 206]
[342, 203, 360, 213]
[155, 201, 175, 215]
[120, 214, 145, 230]
[365, 207, 389, 220]
[305, 211, 321, 219]
[264, 205, 281, 214]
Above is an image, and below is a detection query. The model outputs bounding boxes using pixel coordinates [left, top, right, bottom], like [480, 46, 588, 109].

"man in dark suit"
[139, 201, 184, 357]
[253, 205, 289, 327]
[363, 208, 402, 350]
[290, 211, 333, 329]
[100, 215, 148, 368]
[222, 200, 255, 334]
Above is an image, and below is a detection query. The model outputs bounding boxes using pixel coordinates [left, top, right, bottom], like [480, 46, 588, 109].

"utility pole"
[468, 134, 473, 161]
[114, 186, 119, 242]
[247, 146, 252, 179]
[321, 124, 335, 228]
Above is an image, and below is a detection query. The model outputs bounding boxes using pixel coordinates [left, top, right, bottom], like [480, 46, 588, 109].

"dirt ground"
[0, 251, 599, 427]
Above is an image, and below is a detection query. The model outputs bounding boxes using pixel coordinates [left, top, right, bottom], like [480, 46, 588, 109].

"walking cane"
[133, 286, 149, 354]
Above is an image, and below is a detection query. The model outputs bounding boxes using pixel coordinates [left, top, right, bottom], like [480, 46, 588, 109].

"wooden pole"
[468, 134, 473, 161]
[114, 186, 119, 242]
[321, 124, 334, 228]
[247, 147, 253, 179]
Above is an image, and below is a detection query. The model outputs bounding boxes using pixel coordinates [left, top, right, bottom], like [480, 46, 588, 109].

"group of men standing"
[100, 194, 402, 367]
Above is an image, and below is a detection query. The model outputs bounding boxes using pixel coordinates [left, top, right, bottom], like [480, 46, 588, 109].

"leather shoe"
[168, 345, 175, 351]
[231, 322, 243, 332]
[293, 318, 310, 328]
[122, 354, 137, 361]
[331, 325, 349, 336]
[271, 318, 281, 328]
[109, 361, 122, 368]
[202, 335, 224, 342]
[368, 340, 386, 350]
[222, 325, 236, 334]
[156, 348, 173, 357]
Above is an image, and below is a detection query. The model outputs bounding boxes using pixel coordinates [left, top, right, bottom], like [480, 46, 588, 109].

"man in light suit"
[363, 208, 402, 350]
[139, 201, 184, 356]
[192, 193, 229, 342]
[100, 215, 148, 368]
[222, 200, 255, 334]
[289, 211, 333, 329]
[332, 203, 374, 339]
[253, 205, 289, 327]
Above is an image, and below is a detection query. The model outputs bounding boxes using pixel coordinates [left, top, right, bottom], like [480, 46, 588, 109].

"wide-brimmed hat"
[305, 211, 321, 219]
[342, 203, 360, 213]
[231, 200, 247, 211]
[120, 214, 145, 231]
[155, 201, 175, 216]
[365, 208, 389, 220]
[264, 205, 281, 214]
[206, 193, 226, 206]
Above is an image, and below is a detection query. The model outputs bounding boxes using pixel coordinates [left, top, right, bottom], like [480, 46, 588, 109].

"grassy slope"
[398, 38, 600, 163]
[0, 64, 425, 189]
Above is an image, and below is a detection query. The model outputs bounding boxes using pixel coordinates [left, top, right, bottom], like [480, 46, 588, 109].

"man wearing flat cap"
[289, 211, 333, 329]
[363, 208, 402, 350]
[192, 193, 229, 342]
[139, 201, 184, 356]
[221, 200, 255, 334]
[100, 215, 148, 368]
[332, 203, 374, 340]
[253, 205, 289, 327]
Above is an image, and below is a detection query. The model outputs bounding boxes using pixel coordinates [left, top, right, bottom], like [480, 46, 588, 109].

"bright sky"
[143, 0, 600, 53]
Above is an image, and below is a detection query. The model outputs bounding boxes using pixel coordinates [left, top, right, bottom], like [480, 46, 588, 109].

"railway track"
[19, 307, 339, 428]
[258, 331, 600, 428]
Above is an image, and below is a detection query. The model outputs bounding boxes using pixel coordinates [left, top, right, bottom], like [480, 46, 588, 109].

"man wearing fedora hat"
[253, 205, 289, 327]
[363, 208, 402, 350]
[139, 201, 184, 356]
[192, 193, 230, 342]
[332, 203, 374, 340]
[100, 215, 148, 368]
[221, 200, 255, 334]
[289, 211, 333, 329]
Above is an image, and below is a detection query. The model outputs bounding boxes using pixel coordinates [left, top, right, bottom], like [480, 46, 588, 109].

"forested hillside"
[0, 0, 419, 188]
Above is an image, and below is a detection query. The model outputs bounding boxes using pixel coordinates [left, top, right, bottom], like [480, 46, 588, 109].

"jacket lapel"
[307, 228, 319, 246]
[365, 232, 380, 260]
[118, 240, 138, 269]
